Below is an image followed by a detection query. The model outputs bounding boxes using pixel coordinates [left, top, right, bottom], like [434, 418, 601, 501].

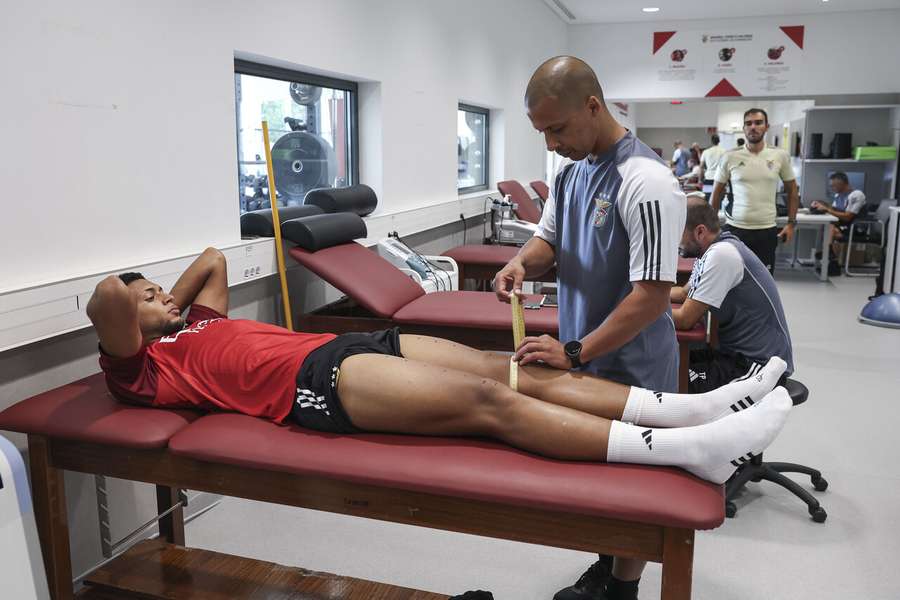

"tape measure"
[509, 294, 526, 392]
[511, 294, 526, 349]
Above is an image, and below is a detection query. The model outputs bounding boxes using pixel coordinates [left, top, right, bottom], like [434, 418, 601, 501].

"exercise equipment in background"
[860, 205, 900, 328]
[262, 120, 295, 331]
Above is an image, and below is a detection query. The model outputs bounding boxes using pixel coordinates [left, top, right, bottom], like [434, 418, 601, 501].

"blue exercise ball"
[859, 293, 900, 329]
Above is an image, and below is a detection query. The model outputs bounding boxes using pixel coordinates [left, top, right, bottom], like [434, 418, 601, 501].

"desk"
[776, 213, 838, 282]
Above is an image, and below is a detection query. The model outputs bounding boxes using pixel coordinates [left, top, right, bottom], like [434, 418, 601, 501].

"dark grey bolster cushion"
[281, 213, 368, 251]
[240, 205, 325, 237]
[303, 184, 378, 216]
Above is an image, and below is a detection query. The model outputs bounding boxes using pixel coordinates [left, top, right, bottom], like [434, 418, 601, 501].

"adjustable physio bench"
[442, 243, 557, 288]
[496, 180, 543, 224]
[0, 373, 724, 600]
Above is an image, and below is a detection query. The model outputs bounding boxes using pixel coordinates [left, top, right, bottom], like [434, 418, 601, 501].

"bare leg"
[337, 353, 612, 460]
[398, 334, 629, 420]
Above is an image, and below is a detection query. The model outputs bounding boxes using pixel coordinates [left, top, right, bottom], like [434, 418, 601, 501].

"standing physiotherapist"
[493, 56, 686, 600]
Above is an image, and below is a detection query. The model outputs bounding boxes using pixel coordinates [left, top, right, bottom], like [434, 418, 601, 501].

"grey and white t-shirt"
[687, 232, 794, 373]
[833, 189, 866, 215]
[537, 131, 686, 391]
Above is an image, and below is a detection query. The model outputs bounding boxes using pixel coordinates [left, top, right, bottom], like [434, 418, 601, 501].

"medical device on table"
[377, 236, 459, 293]
[490, 195, 538, 246]
[0, 435, 50, 600]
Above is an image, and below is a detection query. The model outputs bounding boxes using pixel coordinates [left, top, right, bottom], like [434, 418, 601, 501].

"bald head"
[525, 56, 604, 111]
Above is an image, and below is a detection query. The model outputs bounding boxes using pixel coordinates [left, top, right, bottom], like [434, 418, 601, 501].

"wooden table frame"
[29, 435, 697, 600]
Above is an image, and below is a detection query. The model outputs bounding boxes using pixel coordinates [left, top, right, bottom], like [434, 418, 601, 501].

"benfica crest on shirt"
[593, 194, 613, 227]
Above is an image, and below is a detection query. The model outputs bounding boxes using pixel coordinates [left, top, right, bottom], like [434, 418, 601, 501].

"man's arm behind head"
[86, 275, 143, 358]
[169, 247, 229, 315]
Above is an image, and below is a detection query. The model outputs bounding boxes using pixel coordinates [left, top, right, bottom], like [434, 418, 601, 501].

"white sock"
[607, 386, 792, 484]
[620, 356, 787, 427]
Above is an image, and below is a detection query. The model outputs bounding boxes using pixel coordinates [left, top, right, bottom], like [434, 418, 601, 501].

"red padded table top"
[0, 373, 198, 449]
[678, 257, 696, 274]
[393, 291, 558, 332]
[290, 243, 425, 318]
[498, 180, 542, 224]
[672, 305, 708, 343]
[169, 413, 724, 530]
[442, 244, 520, 267]
[443, 246, 696, 275]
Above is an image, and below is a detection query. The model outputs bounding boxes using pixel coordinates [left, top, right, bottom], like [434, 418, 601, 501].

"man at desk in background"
[671, 198, 793, 392]
[811, 171, 866, 244]
[711, 108, 799, 275]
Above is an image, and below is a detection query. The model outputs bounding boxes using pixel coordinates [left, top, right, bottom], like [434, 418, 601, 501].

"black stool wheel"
[810, 506, 827, 523]
[812, 475, 828, 492]
[725, 501, 737, 518]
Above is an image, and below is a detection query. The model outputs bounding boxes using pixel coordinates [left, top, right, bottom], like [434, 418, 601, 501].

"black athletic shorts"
[290, 328, 403, 434]
[722, 224, 778, 276]
[688, 348, 787, 393]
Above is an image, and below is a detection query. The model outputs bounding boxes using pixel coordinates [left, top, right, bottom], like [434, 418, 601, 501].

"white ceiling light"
[642, 7, 660, 12]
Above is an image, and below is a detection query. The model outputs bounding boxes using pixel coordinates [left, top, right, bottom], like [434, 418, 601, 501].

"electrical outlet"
[243, 265, 262, 279]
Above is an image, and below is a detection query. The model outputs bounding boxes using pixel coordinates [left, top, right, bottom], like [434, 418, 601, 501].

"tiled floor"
[186, 272, 900, 599]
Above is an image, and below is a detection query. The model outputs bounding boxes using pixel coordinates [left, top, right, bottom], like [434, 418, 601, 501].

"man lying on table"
[87, 246, 791, 487]
[671, 197, 794, 393]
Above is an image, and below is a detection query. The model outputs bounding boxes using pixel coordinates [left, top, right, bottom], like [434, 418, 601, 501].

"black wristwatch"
[564, 340, 583, 369]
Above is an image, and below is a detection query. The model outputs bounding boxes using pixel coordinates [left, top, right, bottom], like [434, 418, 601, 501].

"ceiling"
[543, 0, 900, 24]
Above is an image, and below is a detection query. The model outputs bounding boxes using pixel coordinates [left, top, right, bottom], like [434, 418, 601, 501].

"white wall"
[634, 102, 719, 128]
[0, 0, 565, 291]
[569, 10, 900, 101]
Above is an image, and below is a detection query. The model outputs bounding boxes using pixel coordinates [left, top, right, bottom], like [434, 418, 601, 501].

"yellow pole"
[261, 120, 294, 331]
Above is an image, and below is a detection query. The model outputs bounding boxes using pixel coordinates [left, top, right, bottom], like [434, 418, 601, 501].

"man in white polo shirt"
[711, 108, 799, 274]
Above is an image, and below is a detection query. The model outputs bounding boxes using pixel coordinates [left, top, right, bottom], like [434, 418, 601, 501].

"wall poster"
[652, 26, 805, 97]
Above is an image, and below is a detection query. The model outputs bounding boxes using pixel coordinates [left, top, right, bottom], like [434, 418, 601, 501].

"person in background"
[690, 142, 702, 165]
[710, 108, 799, 274]
[699, 134, 725, 189]
[671, 198, 793, 392]
[811, 171, 867, 273]
[811, 171, 866, 241]
[671, 140, 690, 177]
[678, 158, 702, 191]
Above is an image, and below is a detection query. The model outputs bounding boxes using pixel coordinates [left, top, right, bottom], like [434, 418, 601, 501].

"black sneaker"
[553, 557, 612, 600]
[449, 592, 493, 600]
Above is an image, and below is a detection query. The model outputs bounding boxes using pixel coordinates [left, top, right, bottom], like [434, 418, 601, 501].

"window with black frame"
[457, 104, 489, 193]
[234, 60, 358, 213]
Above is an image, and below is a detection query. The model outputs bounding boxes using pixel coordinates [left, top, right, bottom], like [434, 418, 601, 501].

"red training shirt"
[98, 305, 336, 422]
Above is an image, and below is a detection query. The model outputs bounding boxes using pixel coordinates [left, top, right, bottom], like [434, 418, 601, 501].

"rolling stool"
[725, 378, 829, 523]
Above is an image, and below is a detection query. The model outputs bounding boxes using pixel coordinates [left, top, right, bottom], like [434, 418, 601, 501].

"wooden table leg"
[156, 485, 185, 545]
[28, 435, 73, 600]
[660, 527, 694, 600]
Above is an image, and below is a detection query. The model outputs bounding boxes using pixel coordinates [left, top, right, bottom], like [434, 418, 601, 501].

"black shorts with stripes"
[290, 328, 403, 434]
[687, 348, 787, 394]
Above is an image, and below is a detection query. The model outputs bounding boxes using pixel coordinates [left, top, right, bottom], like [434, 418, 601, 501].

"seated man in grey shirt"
[671, 197, 794, 392]
[811, 171, 867, 267]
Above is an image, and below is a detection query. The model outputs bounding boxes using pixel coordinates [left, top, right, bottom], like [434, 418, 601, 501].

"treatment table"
[0, 374, 725, 600]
